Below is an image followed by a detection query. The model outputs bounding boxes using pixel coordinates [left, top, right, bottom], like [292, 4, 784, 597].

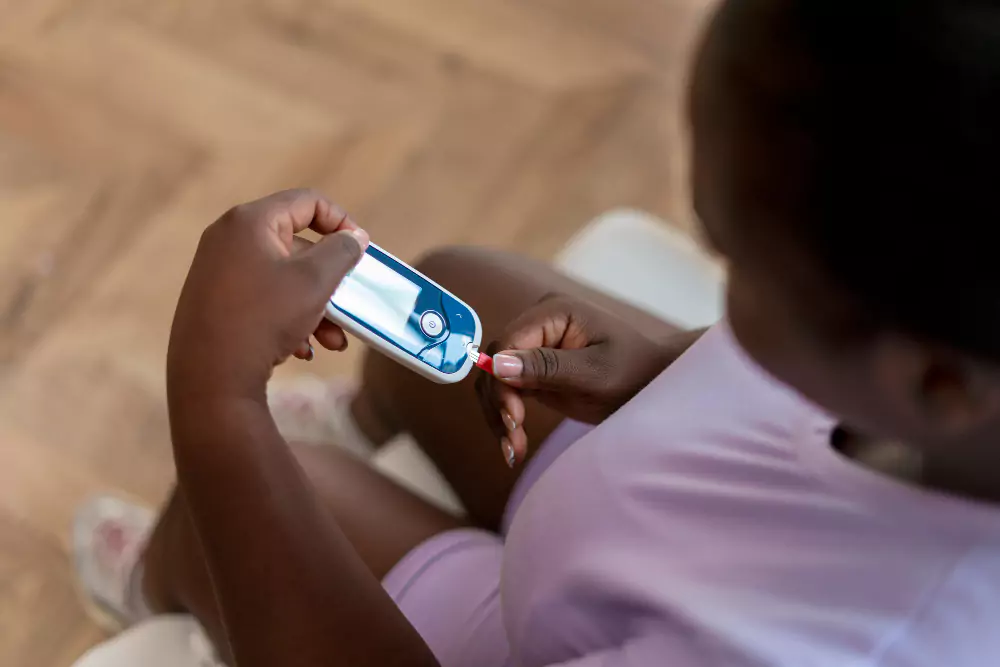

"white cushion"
[556, 209, 724, 329]
[72, 616, 219, 667]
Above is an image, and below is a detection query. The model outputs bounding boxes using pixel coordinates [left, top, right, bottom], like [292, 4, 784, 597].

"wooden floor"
[0, 1, 714, 663]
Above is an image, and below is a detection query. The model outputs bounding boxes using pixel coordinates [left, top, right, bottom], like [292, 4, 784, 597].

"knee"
[412, 245, 487, 283]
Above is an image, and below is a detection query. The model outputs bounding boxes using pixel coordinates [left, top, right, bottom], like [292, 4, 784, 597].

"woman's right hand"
[476, 294, 681, 465]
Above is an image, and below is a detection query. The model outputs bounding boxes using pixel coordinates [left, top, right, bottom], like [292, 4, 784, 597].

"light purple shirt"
[502, 323, 1000, 666]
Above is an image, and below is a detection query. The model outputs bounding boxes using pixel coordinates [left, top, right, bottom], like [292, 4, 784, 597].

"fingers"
[476, 343, 529, 468]
[228, 190, 361, 264]
[228, 190, 367, 296]
[499, 389, 529, 465]
[292, 339, 315, 361]
[291, 236, 315, 254]
[282, 212, 365, 341]
[476, 295, 603, 466]
[296, 228, 370, 299]
[492, 346, 597, 393]
[492, 374, 529, 462]
[314, 319, 348, 352]
[475, 361, 508, 444]
[499, 301, 573, 352]
[288, 236, 349, 353]
[498, 294, 594, 352]
[487, 295, 601, 392]
[239, 189, 354, 235]
[291, 322, 348, 361]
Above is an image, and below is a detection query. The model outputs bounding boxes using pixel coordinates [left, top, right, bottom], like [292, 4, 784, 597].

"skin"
[165, 190, 443, 667]
[476, 295, 705, 465]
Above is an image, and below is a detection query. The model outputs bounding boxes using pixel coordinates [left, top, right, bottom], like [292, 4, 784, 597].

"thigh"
[290, 442, 465, 579]
[287, 449, 508, 667]
[356, 246, 680, 531]
[300, 452, 508, 667]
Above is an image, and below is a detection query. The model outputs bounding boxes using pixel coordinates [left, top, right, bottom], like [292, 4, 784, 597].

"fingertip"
[500, 437, 517, 469]
[513, 436, 528, 462]
[308, 197, 363, 237]
[315, 321, 348, 352]
[303, 228, 370, 295]
[498, 390, 526, 426]
[342, 227, 370, 251]
[324, 227, 369, 266]
[508, 429, 529, 465]
[501, 409, 517, 432]
[311, 196, 348, 233]
[492, 352, 523, 381]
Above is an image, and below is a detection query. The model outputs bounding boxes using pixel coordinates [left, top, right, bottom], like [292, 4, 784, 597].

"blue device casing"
[325, 244, 482, 384]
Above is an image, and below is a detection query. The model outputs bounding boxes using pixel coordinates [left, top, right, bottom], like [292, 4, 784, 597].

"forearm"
[168, 391, 438, 667]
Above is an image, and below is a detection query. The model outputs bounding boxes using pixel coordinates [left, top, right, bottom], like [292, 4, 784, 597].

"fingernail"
[493, 354, 523, 379]
[349, 228, 370, 250]
[501, 438, 516, 468]
[501, 410, 517, 432]
[305, 343, 315, 361]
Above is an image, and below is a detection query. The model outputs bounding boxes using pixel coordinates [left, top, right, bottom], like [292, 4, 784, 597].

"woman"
[72, 0, 1000, 665]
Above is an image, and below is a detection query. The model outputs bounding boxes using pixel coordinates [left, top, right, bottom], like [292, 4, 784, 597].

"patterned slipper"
[72, 496, 155, 633]
[267, 376, 377, 459]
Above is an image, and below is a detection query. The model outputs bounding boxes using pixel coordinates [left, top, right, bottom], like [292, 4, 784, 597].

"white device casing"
[324, 242, 483, 384]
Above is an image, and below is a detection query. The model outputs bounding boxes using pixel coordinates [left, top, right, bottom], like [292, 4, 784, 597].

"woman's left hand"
[167, 189, 368, 404]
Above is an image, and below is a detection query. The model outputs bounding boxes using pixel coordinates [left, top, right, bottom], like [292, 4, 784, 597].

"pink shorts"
[380, 420, 592, 667]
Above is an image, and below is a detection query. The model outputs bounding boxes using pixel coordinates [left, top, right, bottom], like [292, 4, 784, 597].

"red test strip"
[475, 353, 494, 375]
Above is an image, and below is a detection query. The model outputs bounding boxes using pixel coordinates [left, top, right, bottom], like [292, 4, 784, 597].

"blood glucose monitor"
[325, 243, 484, 384]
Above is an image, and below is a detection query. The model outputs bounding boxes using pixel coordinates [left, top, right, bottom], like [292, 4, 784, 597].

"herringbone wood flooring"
[0, 1, 714, 663]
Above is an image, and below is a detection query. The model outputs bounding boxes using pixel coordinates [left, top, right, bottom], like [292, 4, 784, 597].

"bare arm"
[168, 395, 438, 667]
[167, 190, 439, 667]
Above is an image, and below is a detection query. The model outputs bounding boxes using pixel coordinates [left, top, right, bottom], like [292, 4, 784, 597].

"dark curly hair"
[714, 0, 1000, 358]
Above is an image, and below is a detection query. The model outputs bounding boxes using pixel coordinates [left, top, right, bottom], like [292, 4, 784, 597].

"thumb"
[298, 228, 370, 296]
[492, 346, 595, 392]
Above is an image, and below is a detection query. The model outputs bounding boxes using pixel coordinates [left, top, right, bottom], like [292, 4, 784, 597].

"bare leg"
[351, 247, 680, 530]
[141, 443, 463, 663]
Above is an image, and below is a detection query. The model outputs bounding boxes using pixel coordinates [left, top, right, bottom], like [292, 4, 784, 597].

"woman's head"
[691, 1, 1000, 452]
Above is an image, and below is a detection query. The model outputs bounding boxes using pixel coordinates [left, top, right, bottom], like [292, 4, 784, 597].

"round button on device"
[419, 310, 446, 338]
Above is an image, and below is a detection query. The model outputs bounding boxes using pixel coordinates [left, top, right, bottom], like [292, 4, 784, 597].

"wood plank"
[333, 0, 653, 90]
[0, 0, 715, 662]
